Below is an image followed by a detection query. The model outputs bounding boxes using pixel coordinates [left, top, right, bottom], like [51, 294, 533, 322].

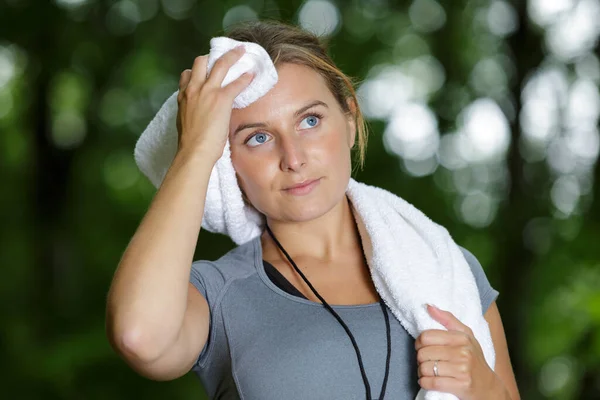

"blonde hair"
[225, 19, 369, 170]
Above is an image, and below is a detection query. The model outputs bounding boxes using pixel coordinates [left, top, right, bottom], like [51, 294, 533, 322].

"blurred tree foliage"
[0, 0, 598, 399]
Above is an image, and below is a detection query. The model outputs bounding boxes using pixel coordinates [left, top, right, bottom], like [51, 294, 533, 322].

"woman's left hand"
[415, 304, 498, 400]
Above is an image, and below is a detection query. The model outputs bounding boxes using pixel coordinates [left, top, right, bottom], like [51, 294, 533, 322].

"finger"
[416, 345, 454, 364]
[222, 71, 255, 100]
[179, 69, 192, 91]
[206, 46, 246, 88]
[415, 329, 469, 350]
[177, 69, 192, 103]
[188, 55, 209, 90]
[418, 360, 461, 380]
[418, 376, 463, 395]
[427, 304, 473, 335]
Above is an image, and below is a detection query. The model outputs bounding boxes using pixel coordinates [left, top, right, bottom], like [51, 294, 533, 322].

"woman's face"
[229, 62, 356, 223]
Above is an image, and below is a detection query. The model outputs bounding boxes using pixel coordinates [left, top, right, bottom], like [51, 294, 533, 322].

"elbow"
[106, 317, 190, 381]
[110, 326, 164, 364]
[106, 315, 166, 365]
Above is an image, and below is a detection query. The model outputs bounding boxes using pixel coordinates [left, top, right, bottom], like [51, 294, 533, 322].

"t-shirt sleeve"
[458, 246, 499, 314]
[189, 260, 226, 368]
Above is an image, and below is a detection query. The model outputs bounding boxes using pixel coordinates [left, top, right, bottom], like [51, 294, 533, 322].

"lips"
[282, 178, 321, 196]
[284, 178, 319, 190]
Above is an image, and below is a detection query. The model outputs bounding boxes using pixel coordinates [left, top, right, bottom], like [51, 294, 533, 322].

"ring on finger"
[433, 360, 439, 377]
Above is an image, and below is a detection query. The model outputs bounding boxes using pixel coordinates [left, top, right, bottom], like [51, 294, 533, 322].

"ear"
[345, 97, 357, 149]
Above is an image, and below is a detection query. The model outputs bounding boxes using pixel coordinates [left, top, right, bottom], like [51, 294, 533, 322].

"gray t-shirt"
[189, 235, 499, 400]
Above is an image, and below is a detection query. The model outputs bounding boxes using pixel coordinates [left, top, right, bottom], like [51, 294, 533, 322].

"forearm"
[106, 149, 215, 361]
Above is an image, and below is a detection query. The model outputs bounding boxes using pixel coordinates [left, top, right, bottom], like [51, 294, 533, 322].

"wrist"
[173, 146, 219, 169]
[491, 373, 512, 400]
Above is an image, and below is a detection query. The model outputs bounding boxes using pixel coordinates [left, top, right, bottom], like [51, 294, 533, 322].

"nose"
[279, 135, 307, 172]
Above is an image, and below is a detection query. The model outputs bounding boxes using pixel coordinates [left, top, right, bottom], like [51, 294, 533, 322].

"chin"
[283, 193, 343, 223]
[258, 179, 349, 222]
[288, 206, 327, 222]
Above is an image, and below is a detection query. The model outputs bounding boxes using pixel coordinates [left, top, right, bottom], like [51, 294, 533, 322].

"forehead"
[230, 63, 335, 124]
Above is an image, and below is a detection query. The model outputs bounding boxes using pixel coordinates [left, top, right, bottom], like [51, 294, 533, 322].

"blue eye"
[244, 113, 323, 147]
[246, 132, 270, 147]
[300, 114, 321, 129]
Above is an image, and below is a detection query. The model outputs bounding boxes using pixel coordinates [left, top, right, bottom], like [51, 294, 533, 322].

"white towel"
[207, 37, 278, 109]
[134, 37, 274, 244]
[134, 37, 496, 400]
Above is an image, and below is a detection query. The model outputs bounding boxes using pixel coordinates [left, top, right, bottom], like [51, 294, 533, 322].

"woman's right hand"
[176, 46, 254, 163]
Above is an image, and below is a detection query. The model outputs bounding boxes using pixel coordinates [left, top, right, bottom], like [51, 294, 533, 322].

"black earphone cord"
[265, 224, 391, 400]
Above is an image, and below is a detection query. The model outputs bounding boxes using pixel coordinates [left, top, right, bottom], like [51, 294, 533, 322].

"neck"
[261, 196, 360, 264]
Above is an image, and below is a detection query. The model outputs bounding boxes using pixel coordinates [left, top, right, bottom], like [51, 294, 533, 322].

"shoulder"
[456, 245, 499, 314]
[457, 246, 481, 271]
[190, 237, 259, 298]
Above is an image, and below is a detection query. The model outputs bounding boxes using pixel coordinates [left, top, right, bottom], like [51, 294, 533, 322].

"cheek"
[316, 128, 351, 162]
[231, 151, 253, 191]
[231, 151, 273, 194]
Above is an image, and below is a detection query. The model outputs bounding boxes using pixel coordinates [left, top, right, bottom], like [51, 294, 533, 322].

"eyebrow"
[233, 100, 328, 136]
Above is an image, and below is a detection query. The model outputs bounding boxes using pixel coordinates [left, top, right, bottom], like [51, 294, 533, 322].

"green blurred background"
[1, 0, 599, 398]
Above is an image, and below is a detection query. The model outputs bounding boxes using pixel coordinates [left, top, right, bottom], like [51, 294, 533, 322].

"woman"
[106, 20, 520, 400]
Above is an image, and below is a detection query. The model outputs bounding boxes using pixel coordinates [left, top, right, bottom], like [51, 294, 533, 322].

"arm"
[105, 151, 214, 378]
[105, 48, 253, 380]
[485, 301, 521, 400]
